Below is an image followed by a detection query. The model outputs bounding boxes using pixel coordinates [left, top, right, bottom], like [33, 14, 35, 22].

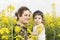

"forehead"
[34, 15, 42, 17]
[23, 10, 30, 15]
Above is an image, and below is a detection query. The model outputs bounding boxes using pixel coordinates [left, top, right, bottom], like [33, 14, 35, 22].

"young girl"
[32, 10, 45, 40]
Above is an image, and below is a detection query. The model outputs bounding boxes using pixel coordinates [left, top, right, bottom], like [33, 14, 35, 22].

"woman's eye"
[29, 15, 30, 17]
[24, 14, 27, 16]
[24, 14, 30, 16]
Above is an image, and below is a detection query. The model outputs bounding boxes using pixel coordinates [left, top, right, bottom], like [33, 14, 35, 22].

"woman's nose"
[27, 16, 30, 20]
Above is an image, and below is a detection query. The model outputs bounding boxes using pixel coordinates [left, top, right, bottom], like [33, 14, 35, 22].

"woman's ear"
[18, 14, 20, 17]
[18, 15, 20, 19]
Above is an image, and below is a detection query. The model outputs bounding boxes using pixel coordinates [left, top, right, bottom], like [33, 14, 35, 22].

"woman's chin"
[23, 22, 28, 24]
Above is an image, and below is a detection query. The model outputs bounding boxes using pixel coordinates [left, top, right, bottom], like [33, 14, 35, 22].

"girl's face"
[34, 15, 42, 25]
[19, 10, 31, 24]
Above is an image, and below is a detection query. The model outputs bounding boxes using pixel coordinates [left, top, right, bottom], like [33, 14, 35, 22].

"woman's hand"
[32, 32, 38, 36]
[28, 38, 33, 40]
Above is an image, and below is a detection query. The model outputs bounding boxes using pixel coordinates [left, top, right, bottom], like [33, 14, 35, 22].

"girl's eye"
[34, 18, 37, 19]
[39, 18, 41, 19]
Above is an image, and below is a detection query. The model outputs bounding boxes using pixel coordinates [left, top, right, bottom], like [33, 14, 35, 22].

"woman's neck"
[17, 21, 25, 26]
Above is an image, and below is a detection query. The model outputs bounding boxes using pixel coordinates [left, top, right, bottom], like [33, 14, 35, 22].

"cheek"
[39, 19, 42, 22]
[34, 19, 37, 23]
[22, 16, 26, 20]
[20, 17, 26, 22]
[22, 16, 29, 22]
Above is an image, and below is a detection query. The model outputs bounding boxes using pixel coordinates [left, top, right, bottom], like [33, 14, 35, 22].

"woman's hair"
[15, 6, 31, 20]
[33, 10, 44, 20]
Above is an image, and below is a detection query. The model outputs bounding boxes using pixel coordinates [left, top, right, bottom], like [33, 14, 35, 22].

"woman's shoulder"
[13, 23, 21, 29]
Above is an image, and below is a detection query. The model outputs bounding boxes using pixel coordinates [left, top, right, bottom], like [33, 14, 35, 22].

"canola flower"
[55, 16, 60, 26]
[7, 5, 15, 13]
[58, 34, 60, 37]
[0, 27, 10, 34]
[28, 35, 37, 40]
[14, 35, 24, 40]
[44, 13, 52, 24]
[12, 18, 17, 23]
[0, 29, 4, 34]
[36, 24, 43, 34]
[27, 29, 32, 34]
[15, 26, 21, 33]
[1, 16, 9, 23]
[0, 4, 60, 40]
[0, 9, 5, 15]
[51, 3, 55, 9]
[2, 35, 8, 40]
[0, 14, 5, 17]
[49, 23, 55, 27]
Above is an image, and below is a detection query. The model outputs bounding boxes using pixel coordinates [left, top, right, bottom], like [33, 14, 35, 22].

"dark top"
[13, 24, 31, 40]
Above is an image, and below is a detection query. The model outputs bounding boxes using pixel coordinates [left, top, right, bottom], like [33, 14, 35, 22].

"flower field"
[0, 4, 60, 40]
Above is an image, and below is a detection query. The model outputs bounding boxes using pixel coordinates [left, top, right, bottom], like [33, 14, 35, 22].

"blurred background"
[0, 0, 60, 16]
[0, 0, 60, 40]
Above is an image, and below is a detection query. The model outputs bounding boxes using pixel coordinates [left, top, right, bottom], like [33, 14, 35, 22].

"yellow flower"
[2, 35, 8, 40]
[36, 24, 42, 34]
[7, 5, 15, 12]
[14, 35, 24, 40]
[28, 35, 34, 40]
[52, 11, 56, 16]
[15, 26, 21, 33]
[44, 13, 52, 24]
[27, 29, 32, 34]
[55, 16, 60, 26]
[0, 9, 5, 14]
[51, 3, 55, 8]
[5, 28, 10, 34]
[0, 29, 4, 34]
[12, 18, 17, 23]
[58, 34, 60, 37]
[56, 22, 60, 26]
[2, 16, 9, 23]
[0, 13, 5, 17]
[16, 38, 19, 40]
[49, 23, 54, 27]
[0, 28, 10, 34]
[29, 35, 37, 40]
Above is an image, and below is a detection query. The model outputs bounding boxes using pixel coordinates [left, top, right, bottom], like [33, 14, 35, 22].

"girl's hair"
[15, 6, 31, 20]
[33, 10, 44, 20]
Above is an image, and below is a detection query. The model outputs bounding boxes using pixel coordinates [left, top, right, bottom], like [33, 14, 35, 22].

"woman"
[13, 6, 31, 40]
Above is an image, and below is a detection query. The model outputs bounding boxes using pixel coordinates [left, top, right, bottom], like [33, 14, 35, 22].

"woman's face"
[34, 15, 42, 25]
[19, 10, 31, 24]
